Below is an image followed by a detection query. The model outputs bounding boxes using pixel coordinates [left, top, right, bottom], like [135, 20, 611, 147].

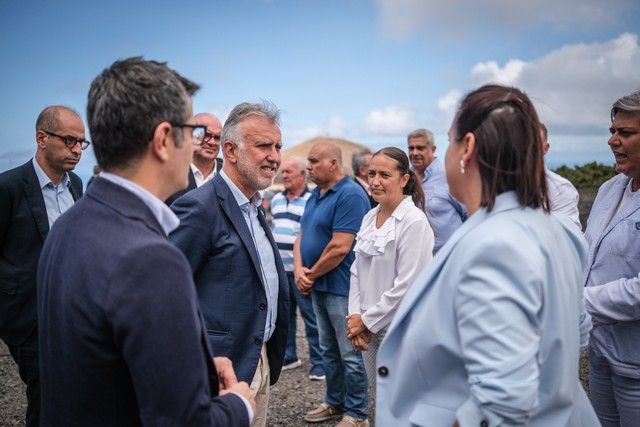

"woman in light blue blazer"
[376, 85, 599, 427]
[584, 89, 640, 426]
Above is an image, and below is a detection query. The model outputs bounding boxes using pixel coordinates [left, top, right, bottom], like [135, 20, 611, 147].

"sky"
[1, 0, 639, 182]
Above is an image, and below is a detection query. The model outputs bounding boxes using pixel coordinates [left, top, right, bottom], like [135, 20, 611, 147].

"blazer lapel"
[22, 161, 49, 240]
[215, 177, 265, 288]
[592, 176, 632, 254]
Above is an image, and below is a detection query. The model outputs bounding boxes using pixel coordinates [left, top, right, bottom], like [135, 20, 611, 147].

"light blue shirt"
[99, 172, 180, 236]
[32, 158, 75, 227]
[220, 170, 279, 342]
[421, 157, 466, 253]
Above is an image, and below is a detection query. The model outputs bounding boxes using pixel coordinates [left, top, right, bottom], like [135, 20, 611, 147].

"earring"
[459, 160, 466, 175]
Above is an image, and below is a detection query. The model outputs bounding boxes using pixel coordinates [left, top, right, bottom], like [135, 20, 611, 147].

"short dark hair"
[36, 105, 80, 132]
[372, 147, 425, 211]
[452, 84, 549, 212]
[87, 57, 200, 171]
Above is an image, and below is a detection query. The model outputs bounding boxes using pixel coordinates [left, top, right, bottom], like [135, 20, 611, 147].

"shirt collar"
[32, 157, 70, 189]
[219, 169, 262, 209]
[190, 162, 217, 181]
[355, 176, 370, 192]
[99, 172, 180, 235]
[315, 175, 350, 197]
[282, 185, 309, 199]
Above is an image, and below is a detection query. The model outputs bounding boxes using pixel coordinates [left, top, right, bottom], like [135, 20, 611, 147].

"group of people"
[0, 54, 638, 427]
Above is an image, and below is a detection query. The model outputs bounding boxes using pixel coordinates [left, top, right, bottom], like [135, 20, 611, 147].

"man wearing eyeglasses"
[166, 112, 223, 205]
[0, 105, 85, 427]
[37, 57, 253, 426]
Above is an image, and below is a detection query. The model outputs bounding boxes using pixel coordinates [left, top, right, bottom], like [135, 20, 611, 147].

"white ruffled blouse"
[348, 196, 434, 333]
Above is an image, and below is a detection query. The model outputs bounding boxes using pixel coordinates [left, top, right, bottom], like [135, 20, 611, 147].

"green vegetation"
[553, 162, 616, 188]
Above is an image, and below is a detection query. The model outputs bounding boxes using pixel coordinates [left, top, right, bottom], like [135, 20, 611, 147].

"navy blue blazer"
[166, 158, 223, 206]
[37, 177, 248, 426]
[170, 173, 289, 385]
[0, 159, 82, 346]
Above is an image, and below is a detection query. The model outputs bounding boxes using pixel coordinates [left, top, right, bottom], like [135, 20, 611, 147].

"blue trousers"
[589, 349, 640, 427]
[284, 273, 322, 368]
[313, 290, 368, 419]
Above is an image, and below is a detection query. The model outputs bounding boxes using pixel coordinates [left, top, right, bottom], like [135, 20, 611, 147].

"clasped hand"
[346, 314, 371, 351]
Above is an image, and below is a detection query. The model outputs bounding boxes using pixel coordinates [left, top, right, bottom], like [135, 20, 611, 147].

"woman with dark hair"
[375, 85, 599, 426]
[347, 147, 433, 399]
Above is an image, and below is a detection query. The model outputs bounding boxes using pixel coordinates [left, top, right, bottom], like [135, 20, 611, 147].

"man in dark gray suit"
[0, 105, 85, 427]
[170, 102, 289, 427]
[37, 57, 253, 426]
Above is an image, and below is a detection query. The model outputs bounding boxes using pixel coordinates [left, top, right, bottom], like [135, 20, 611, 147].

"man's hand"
[213, 357, 238, 391]
[346, 314, 367, 338]
[220, 381, 256, 415]
[295, 266, 314, 295]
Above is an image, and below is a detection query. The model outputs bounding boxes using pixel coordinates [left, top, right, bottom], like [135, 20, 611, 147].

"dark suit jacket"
[0, 159, 82, 346]
[170, 173, 289, 385]
[353, 176, 377, 208]
[166, 158, 223, 206]
[37, 177, 248, 426]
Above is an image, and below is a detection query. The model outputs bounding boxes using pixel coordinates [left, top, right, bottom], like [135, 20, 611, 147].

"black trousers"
[8, 329, 40, 427]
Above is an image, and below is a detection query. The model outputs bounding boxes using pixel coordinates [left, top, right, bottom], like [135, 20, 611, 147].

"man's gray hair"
[87, 57, 199, 171]
[286, 155, 306, 172]
[221, 101, 280, 148]
[407, 128, 435, 146]
[611, 90, 640, 121]
[351, 148, 372, 177]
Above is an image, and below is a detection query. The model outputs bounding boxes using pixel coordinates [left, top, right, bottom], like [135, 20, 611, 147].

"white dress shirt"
[191, 162, 217, 187]
[546, 169, 580, 229]
[348, 197, 434, 333]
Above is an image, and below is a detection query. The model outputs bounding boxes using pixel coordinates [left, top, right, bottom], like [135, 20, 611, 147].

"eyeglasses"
[171, 123, 208, 145]
[201, 132, 221, 144]
[42, 130, 91, 150]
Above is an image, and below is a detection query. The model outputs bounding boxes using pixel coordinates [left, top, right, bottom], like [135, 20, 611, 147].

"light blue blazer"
[376, 192, 599, 427]
[584, 173, 640, 378]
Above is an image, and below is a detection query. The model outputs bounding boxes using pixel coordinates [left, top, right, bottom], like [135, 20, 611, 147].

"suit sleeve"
[0, 179, 10, 248]
[453, 240, 542, 426]
[584, 274, 640, 324]
[169, 195, 212, 276]
[106, 243, 248, 426]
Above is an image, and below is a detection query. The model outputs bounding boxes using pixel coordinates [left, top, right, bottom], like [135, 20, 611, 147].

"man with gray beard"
[170, 102, 289, 427]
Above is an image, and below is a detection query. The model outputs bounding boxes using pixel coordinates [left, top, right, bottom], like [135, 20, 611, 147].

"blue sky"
[1, 0, 639, 182]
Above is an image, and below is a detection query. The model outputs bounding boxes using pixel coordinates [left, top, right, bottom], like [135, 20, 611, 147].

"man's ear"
[222, 140, 238, 164]
[36, 130, 48, 149]
[150, 122, 172, 162]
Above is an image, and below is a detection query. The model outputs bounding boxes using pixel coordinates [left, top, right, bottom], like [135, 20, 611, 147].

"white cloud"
[437, 33, 640, 152]
[364, 106, 416, 135]
[376, 0, 635, 40]
[455, 33, 640, 127]
[437, 89, 462, 116]
[470, 60, 525, 86]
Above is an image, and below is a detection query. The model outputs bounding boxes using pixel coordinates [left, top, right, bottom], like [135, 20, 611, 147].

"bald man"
[0, 105, 86, 426]
[294, 141, 370, 426]
[166, 112, 223, 205]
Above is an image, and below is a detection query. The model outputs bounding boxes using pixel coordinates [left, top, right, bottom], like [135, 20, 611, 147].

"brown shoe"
[304, 403, 342, 423]
[335, 415, 370, 427]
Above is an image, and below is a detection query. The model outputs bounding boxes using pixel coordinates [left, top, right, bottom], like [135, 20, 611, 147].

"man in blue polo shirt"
[294, 141, 370, 427]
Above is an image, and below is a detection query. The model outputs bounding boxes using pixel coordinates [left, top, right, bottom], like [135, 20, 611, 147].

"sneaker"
[304, 403, 342, 423]
[281, 358, 302, 371]
[335, 415, 370, 427]
[309, 365, 326, 381]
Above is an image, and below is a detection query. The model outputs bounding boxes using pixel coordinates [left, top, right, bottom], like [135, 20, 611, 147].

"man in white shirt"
[166, 112, 223, 204]
[540, 123, 581, 229]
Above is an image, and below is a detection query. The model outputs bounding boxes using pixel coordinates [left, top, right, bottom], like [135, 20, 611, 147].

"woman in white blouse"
[347, 147, 434, 393]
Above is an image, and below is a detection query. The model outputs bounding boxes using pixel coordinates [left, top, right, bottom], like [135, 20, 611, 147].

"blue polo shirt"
[300, 176, 369, 296]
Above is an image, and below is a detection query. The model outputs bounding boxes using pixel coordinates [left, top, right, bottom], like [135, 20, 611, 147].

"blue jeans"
[589, 349, 640, 427]
[313, 290, 368, 419]
[284, 273, 323, 368]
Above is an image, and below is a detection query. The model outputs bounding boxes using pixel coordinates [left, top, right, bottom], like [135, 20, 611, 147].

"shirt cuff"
[456, 397, 501, 427]
[231, 392, 254, 424]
